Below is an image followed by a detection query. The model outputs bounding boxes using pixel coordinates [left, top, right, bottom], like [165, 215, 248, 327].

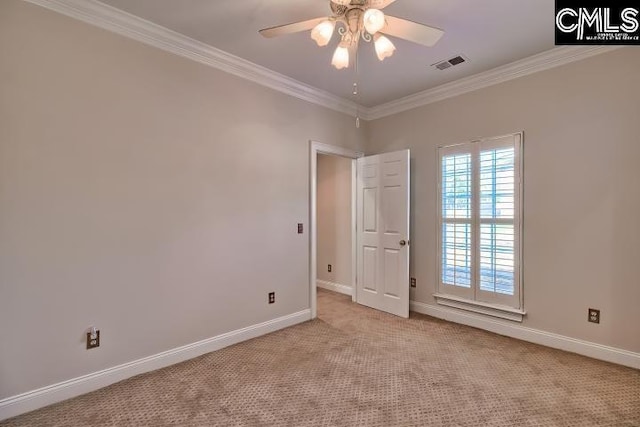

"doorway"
[309, 142, 411, 319]
[317, 153, 353, 298]
[309, 142, 363, 319]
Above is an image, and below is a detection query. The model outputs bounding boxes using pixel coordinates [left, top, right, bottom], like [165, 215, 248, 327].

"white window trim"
[435, 132, 525, 322]
[433, 293, 525, 322]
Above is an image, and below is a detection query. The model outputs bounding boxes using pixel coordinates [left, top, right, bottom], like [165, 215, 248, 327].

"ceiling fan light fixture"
[374, 33, 395, 61]
[363, 9, 386, 34]
[311, 20, 335, 47]
[331, 45, 350, 69]
[259, 0, 446, 88]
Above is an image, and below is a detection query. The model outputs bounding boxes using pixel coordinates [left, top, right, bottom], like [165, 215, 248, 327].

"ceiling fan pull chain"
[353, 47, 358, 127]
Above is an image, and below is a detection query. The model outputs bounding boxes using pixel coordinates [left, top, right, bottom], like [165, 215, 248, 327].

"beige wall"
[0, 1, 365, 399]
[317, 154, 352, 287]
[367, 48, 640, 353]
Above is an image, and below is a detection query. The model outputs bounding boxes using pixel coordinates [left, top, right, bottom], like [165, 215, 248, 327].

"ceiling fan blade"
[259, 18, 326, 38]
[368, 0, 397, 9]
[382, 15, 444, 47]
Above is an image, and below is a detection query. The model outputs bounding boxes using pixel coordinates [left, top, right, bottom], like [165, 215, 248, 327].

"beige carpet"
[2, 289, 639, 426]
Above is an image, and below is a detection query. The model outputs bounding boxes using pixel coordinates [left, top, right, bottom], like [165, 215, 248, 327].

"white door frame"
[309, 141, 364, 319]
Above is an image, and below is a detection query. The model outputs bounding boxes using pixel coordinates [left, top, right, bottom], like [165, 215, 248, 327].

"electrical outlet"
[588, 308, 600, 324]
[86, 329, 100, 349]
[410, 277, 416, 288]
[328, 264, 332, 273]
[268, 292, 275, 304]
[297, 223, 303, 234]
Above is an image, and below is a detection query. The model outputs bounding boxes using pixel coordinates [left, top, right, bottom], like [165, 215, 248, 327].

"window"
[436, 133, 524, 321]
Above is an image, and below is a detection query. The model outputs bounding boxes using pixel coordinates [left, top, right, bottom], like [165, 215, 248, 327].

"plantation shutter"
[475, 135, 521, 307]
[438, 134, 522, 309]
[439, 144, 474, 300]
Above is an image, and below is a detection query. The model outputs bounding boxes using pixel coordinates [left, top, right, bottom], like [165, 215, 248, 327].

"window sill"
[433, 294, 526, 322]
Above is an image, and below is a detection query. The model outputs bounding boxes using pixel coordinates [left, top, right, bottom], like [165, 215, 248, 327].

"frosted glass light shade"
[311, 20, 335, 47]
[363, 9, 385, 34]
[331, 0, 351, 5]
[374, 34, 395, 61]
[332, 46, 350, 69]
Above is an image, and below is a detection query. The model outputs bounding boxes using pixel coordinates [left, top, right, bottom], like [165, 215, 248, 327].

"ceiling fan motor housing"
[330, 3, 348, 16]
[345, 8, 364, 34]
[330, 0, 370, 18]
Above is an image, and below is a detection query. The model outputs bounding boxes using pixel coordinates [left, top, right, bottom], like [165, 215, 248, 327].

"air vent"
[432, 55, 468, 71]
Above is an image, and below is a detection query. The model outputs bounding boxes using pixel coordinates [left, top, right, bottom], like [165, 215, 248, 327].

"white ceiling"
[98, 0, 556, 107]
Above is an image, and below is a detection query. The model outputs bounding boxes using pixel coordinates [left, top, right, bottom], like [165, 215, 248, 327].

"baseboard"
[0, 309, 311, 422]
[317, 280, 353, 296]
[410, 301, 640, 370]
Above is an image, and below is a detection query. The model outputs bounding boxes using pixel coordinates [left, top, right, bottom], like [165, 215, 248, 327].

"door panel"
[356, 150, 410, 318]
[363, 188, 378, 232]
[362, 246, 377, 292]
[384, 248, 400, 297]
[383, 186, 402, 233]
[362, 164, 378, 178]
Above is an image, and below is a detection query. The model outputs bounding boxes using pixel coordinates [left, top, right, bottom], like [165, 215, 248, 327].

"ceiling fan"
[259, 0, 444, 70]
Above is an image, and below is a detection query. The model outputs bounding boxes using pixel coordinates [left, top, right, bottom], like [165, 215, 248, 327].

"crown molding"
[366, 46, 622, 120]
[24, 0, 360, 117]
[23, 1, 623, 122]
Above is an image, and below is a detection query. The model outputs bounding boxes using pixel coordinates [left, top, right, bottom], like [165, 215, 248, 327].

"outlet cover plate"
[86, 330, 100, 349]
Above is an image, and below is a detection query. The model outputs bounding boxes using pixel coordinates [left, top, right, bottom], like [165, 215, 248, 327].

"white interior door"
[356, 150, 410, 318]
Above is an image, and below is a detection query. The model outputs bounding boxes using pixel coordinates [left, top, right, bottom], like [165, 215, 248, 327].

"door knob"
[399, 240, 407, 246]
